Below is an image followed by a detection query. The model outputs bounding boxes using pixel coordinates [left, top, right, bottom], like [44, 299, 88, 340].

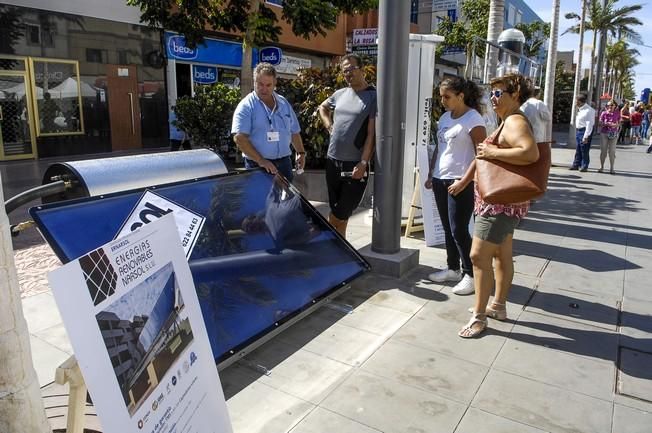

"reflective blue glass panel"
[31, 170, 369, 363]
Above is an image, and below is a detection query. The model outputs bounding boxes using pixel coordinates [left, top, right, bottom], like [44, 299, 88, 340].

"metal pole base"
[359, 244, 419, 278]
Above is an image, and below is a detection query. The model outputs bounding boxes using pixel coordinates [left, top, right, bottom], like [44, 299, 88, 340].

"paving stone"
[34, 323, 73, 355]
[455, 407, 548, 433]
[473, 369, 612, 433]
[392, 301, 510, 367]
[321, 371, 466, 433]
[289, 407, 381, 433]
[620, 297, 652, 353]
[494, 335, 615, 401]
[611, 404, 652, 433]
[507, 311, 619, 364]
[245, 340, 353, 404]
[21, 292, 63, 334]
[525, 286, 620, 331]
[361, 339, 488, 404]
[613, 393, 652, 415]
[539, 260, 624, 300]
[623, 251, 652, 301]
[327, 301, 414, 336]
[30, 335, 71, 387]
[277, 315, 388, 367]
[512, 254, 549, 278]
[561, 231, 628, 251]
[220, 362, 260, 400]
[335, 283, 429, 315]
[226, 381, 314, 433]
[618, 347, 652, 403]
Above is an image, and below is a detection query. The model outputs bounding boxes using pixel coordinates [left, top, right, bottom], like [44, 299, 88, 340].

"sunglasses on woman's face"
[490, 89, 504, 98]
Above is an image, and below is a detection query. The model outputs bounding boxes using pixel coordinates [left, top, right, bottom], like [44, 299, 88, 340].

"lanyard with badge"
[261, 97, 280, 143]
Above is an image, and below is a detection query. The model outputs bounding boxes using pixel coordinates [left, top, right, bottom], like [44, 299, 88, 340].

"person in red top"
[631, 107, 643, 145]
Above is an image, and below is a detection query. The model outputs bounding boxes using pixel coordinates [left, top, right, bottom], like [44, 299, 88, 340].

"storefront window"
[0, 56, 26, 72]
[218, 68, 241, 88]
[31, 59, 85, 136]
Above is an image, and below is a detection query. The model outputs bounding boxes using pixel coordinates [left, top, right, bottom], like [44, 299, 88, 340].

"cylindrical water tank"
[497, 28, 526, 75]
[42, 149, 228, 203]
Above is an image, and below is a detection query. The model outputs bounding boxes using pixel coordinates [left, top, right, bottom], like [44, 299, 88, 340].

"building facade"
[0, 0, 168, 160]
[0, 0, 357, 161]
[165, 1, 350, 129]
[557, 50, 575, 74]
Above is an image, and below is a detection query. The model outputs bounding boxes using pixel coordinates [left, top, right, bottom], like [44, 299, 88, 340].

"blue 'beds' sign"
[31, 170, 369, 364]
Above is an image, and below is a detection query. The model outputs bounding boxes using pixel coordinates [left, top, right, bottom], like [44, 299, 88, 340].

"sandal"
[487, 301, 507, 320]
[458, 313, 487, 338]
[467, 301, 507, 321]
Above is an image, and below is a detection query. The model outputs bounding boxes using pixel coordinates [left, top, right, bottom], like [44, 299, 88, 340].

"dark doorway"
[175, 63, 191, 98]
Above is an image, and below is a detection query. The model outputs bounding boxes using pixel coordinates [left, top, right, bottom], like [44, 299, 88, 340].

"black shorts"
[325, 158, 368, 220]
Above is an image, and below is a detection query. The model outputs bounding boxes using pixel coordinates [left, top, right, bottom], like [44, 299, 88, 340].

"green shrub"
[173, 83, 240, 154]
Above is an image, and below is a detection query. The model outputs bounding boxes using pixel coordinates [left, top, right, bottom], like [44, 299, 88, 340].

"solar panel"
[31, 169, 369, 365]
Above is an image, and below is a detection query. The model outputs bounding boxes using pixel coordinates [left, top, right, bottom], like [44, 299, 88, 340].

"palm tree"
[564, 0, 643, 103]
[484, 0, 504, 82]
[604, 40, 639, 101]
[514, 21, 551, 58]
[616, 71, 636, 101]
[570, 0, 588, 127]
[544, 0, 560, 111]
[605, 40, 639, 101]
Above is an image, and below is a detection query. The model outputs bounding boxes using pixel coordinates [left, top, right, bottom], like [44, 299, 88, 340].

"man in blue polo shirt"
[232, 63, 306, 181]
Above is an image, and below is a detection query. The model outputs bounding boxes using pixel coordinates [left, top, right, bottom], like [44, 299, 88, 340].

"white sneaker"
[428, 268, 462, 282]
[452, 274, 475, 295]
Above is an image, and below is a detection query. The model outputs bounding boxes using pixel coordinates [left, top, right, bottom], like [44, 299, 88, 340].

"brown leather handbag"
[476, 119, 552, 204]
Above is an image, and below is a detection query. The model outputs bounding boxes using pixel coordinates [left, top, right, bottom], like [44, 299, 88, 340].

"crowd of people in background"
[569, 97, 652, 174]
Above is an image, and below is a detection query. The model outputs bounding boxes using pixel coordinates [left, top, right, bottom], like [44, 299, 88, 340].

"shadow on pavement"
[513, 238, 641, 272]
[497, 316, 651, 380]
[526, 211, 652, 234]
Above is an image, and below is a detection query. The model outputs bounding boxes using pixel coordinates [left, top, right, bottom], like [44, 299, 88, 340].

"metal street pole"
[372, 0, 410, 254]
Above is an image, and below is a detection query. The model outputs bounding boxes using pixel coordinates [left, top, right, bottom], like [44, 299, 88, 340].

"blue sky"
[527, 0, 652, 97]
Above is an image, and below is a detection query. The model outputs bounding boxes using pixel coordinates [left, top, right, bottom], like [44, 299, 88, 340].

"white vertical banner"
[403, 34, 446, 246]
[401, 37, 421, 219]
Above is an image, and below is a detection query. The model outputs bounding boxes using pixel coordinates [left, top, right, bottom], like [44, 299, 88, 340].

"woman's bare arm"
[477, 115, 539, 165]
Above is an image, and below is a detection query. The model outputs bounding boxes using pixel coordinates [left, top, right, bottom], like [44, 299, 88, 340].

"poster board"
[48, 215, 233, 433]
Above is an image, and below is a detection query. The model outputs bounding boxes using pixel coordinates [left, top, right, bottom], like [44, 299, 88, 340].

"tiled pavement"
[5, 137, 652, 432]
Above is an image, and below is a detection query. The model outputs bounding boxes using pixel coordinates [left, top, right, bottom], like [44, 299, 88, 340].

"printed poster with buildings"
[48, 215, 232, 433]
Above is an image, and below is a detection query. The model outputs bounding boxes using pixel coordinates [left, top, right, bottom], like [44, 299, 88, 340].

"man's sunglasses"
[342, 66, 360, 74]
[490, 89, 505, 98]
